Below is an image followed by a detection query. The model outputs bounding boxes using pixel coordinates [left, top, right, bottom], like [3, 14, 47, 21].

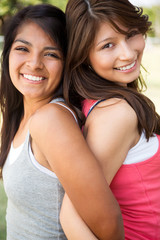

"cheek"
[137, 39, 145, 64]
[134, 35, 145, 53]
[139, 38, 145, 52]
[9, 54, 14, 79]
[9, 52, 20, 75]
[89, 52, 111, 71]
[89, 52, 97, 67]
[49, 62, 63, 81]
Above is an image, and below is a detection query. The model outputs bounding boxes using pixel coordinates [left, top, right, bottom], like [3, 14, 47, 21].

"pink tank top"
[82, 99, 160, 240]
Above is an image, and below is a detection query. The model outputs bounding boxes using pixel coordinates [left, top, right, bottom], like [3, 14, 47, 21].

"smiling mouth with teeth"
[23, 74, 46, 81]
[115, 61, 136, 71]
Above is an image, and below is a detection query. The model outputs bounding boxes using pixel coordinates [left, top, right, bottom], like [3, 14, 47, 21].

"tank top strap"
[50, 97, 65, 103]
[82, 99, 105, 118]
[50, 98, 78, 123]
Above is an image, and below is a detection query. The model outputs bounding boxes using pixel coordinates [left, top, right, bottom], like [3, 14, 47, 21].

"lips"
[115, 61, 136, 71]
[22, 74, 46, 81]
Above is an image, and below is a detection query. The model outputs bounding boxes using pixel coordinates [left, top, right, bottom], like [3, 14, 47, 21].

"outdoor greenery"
[0, 0, 160, 36]
[0, 0, 67, 13]
[0, 0, 67, 34]
[143, 6, 160, 37]
[0, 180, 7, 240]
[0, 1, 160, 240]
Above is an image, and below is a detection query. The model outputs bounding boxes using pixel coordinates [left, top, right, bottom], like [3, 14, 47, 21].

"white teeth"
[117, 61, 135, 71]
[23, 74, 44, 81]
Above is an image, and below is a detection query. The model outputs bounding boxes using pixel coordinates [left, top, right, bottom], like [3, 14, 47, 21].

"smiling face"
[9, 21, 64, 102]
[89, 21, 145, 86]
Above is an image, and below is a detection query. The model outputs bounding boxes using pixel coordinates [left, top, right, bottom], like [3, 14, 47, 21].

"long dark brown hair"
[0, 4, 67, 173]
[64, 0, 160, 136]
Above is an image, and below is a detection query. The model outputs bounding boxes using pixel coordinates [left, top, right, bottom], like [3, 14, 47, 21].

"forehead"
[94, 20, 130, 43]
[15, 21, 56, 46]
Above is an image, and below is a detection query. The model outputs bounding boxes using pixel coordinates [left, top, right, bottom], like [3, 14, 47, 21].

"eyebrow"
[14, 39, 60, 51]
[44, 46, 60, 51]
[14, 39, 32, 46]
[97, 37, 116, 46]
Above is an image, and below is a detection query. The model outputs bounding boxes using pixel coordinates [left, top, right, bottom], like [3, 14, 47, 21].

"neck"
[23, 96, 53, 118]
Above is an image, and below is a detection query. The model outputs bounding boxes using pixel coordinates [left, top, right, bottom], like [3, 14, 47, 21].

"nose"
[26, 53, 44, 70]
[118, 41, 135, 61]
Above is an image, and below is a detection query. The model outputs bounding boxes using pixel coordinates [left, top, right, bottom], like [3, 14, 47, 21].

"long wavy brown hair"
[64, 0, 160, 136]
[0, 4, 67, 174]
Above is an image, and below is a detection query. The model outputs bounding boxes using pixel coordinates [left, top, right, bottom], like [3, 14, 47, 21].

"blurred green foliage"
[0, 180, 7, 240]
[0, 0, 67, 14]
[0, 0, 67, 34]
[0, 0, 160, 37]
[143, 6, 160, 37]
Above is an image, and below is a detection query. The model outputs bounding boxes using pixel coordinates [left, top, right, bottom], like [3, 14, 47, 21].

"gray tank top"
[3, 98, 77, 240]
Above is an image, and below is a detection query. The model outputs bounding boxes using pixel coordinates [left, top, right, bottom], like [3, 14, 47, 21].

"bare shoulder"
[94, 98, 136, 118]
[84, 98, 139, 149]
[86, 98, 138, 129]
[84, 99, 140, 185]
[29, 102, 78, 140]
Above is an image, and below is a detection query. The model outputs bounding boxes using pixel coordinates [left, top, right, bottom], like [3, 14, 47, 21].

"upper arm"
[84, 99, 139, 184]
[29, 103, 124, 240]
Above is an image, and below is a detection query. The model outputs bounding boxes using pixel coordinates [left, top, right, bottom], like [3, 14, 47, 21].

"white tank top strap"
[4, 99, 78, 173]
[50, 98, 78, 123]
[50, 97, 65, 103]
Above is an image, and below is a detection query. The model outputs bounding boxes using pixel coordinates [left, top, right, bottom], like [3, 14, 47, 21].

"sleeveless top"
[2, 98, 77, 240]
[83, 99, 160, 240]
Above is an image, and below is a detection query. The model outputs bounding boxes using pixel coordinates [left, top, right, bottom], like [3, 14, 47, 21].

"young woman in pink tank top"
[60, 0, 160, 239]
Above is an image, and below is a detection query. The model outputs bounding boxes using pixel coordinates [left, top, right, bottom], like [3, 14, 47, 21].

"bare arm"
[84, 99, 140, 184]
[60, 194, 98, 240]
[29, 103, 124, 240]
[59, 99, 139, 239]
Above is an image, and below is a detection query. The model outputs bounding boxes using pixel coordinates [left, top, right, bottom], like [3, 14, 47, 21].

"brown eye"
[44, 52, 60, 59]
[102, 43, 113, 49]
[15, 47, 28, 52]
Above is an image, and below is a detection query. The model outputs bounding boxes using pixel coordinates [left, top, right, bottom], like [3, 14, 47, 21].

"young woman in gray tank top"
[0, 4, 124, 240]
